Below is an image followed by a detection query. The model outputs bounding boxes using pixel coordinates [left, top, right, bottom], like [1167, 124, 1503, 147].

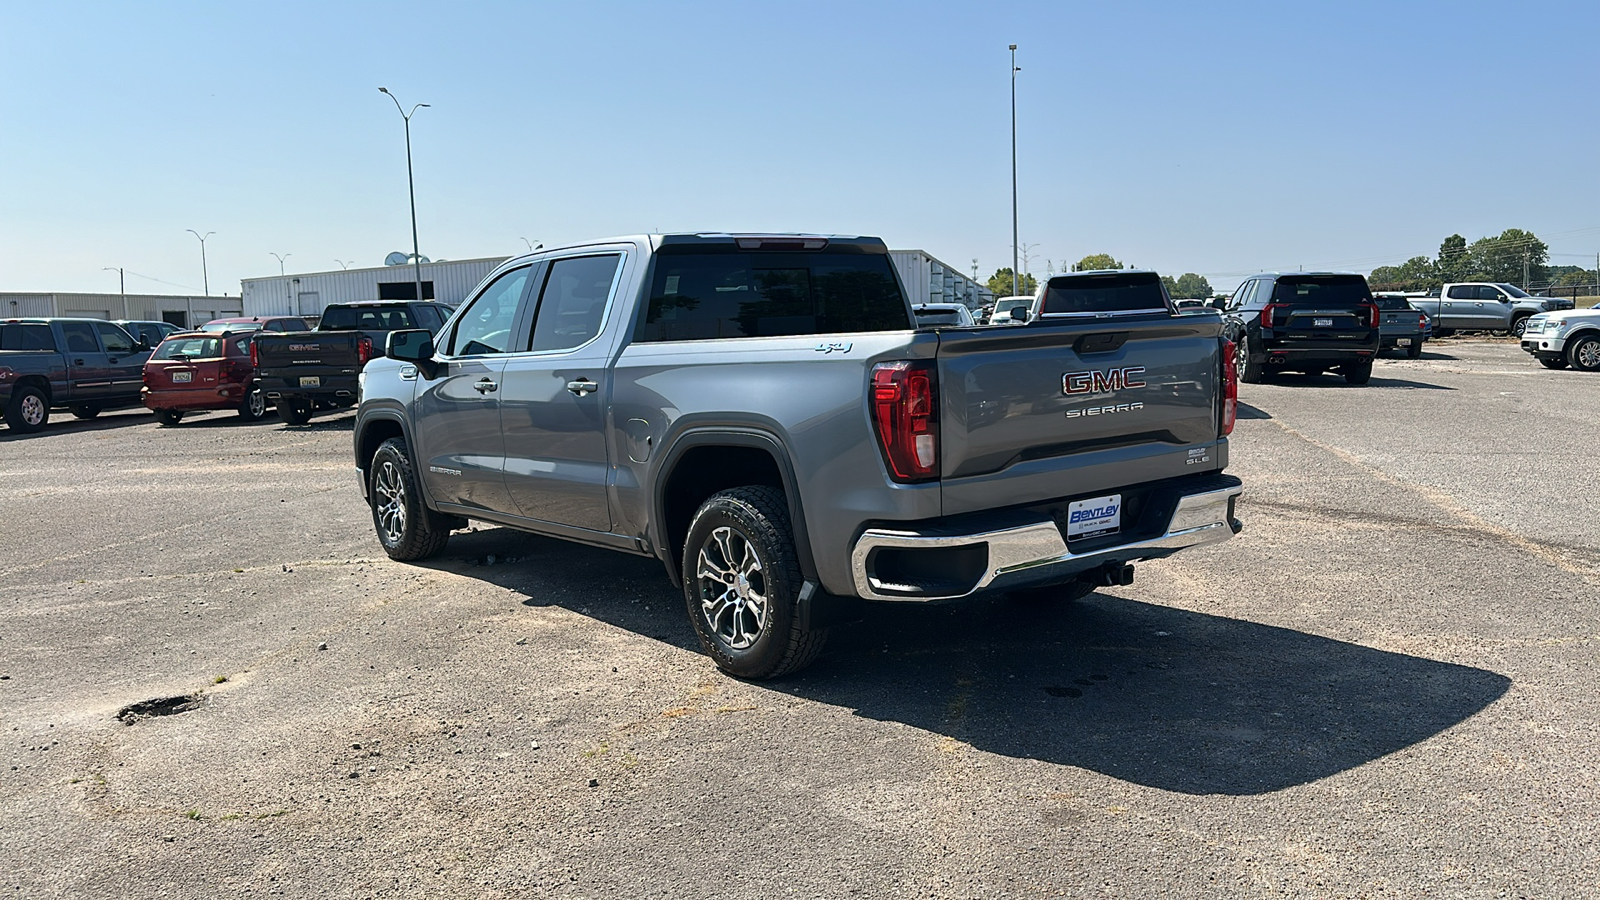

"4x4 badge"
[814, 342, 853, 354]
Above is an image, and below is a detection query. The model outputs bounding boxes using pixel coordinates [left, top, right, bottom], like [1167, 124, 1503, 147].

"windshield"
[1040, 272, 1168, 315]
[319, 306, 418, 331]
[154, 337, 222, 360]
[1270, 275, 1373, 306]
[1497, 284, 1532, 298]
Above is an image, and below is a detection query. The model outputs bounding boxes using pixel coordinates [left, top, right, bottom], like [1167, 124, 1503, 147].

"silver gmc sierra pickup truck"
[353, 234, 1244, 678]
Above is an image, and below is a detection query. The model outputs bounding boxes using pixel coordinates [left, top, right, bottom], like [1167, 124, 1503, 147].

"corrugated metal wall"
[240, 257, 508, 317]
[1, 293, 239, 325]
[889, 250, 988, 309]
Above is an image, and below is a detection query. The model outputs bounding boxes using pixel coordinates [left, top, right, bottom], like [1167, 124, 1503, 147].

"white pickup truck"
[1408, 283, 1574, 338]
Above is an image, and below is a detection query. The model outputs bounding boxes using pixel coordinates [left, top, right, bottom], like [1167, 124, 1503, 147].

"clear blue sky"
[4, 1, 1598, 297]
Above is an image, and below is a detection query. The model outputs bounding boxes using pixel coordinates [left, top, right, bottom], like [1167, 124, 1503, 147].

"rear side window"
[60, 322, 100, 353]
[1039, 272, 1168, 315]
[638, 251, 909, 342]
[531, 255, 622, 352]
[1446, 285, 1476, 300]
[0, 324, 56, 351]
[154, 337, 223, 360]
[1270, 276, 1373, 306]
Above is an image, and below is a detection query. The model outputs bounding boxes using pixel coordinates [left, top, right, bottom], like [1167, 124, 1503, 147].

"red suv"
[141, 332, 269, 425]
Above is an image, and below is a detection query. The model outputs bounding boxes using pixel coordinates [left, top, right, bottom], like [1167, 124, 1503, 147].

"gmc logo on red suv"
[1063, 366, 1147, 395]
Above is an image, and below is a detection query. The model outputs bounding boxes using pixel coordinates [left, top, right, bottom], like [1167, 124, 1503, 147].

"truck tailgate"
[935, 316, 1225, 515]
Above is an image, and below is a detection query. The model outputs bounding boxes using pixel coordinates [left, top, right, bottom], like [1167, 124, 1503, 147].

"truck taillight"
[1418, 312, 1428, 329]
[1220, 339, 1238, 436]
[249, 339, 258, 367]
[870, 361, 938, 483]
[357, 336, 373, 365]
[1262, 303, 1290, 328]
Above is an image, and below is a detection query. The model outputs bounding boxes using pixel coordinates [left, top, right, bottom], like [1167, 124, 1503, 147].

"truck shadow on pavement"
[1276, 373, 1455, 390]
[433, 527, 1510, 797]
[0, 409, 152, 441]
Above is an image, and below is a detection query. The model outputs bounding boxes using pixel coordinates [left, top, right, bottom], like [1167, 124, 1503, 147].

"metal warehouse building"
[235, 247, 991, 320]
[240, 257, 508, 318]
[1, 292, 241, 328]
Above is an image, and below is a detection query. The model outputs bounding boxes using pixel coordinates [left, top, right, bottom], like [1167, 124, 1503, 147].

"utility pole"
[102, 267, 125, 316]
[1009, 43, 1020, 298]
[971, 258, 979, 282]
[1523, 251, 1530, 290]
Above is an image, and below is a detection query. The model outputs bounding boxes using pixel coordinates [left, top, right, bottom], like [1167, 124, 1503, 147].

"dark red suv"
[141, 332, 269, 425]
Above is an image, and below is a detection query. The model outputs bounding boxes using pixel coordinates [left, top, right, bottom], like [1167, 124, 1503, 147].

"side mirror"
[136, 335, 151, 351]
[1009, 308, 1030, 323]
[386, 329, 434, 362]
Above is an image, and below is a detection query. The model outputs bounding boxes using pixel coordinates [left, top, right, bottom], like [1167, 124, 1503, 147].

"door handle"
[74, 359, 85, 365]
[566, 379, 598, 395]
[474, 379, 499, 393]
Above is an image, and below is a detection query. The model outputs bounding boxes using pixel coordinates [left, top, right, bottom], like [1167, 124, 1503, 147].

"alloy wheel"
[247, 389, 266, 418]
[1578, 340, 1600, 370]
[373, 460, 407, 545]
[21, 394, 44, 427]
[695, 526, 769, 650]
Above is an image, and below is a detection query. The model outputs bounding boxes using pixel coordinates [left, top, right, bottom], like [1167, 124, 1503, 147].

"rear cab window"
[638, 248, 909, 342]
[1270, 275, 1373, 307]
[1038, 271, 1170, 316]
[319, 307, 418, 331]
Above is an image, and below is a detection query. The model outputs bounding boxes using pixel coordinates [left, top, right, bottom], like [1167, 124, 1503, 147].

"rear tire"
[1236, 334, 1264, 384]
[1568, 335, 1600, 372]
[1511, 315, 1531, 338]
[277, 398, 313, 425]
[369, 438, 452, 561]
[153, 409, 184, 426]
[71, 404, 101, 420]
[683, 486, 826, 680]
[1407, 339, 1424, 359]
[1344, 360, 1373, 385]
[238, 384, 268, 421]
[5, 385, 49, 434]
[1539, 357, 1568, 370]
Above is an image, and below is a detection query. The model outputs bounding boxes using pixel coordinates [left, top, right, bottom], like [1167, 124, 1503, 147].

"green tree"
[987, 267, 1036, 298]
[1437, 234, 1469, 282]
[1074, 253, 1123, 272]
[1556, 268, 1594, 288]
[1368, 265, 1403, 287]
[1466, 228, 1548, 287]
[1162, 273, 1212, 299]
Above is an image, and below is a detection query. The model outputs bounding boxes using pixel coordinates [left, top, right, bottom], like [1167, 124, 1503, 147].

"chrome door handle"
[474, 379, 499, 393]
[566, 379, 598, 395]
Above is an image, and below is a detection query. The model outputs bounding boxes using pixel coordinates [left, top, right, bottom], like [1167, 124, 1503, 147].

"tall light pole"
[186, 229, 214, 296]
[520, 237, 542, 253]
[270, 252, 291, 276]
[379, 87, 430, 303]
[335, 259, 352, 270]
[1010, 44, 1020, 297]
[103, 267, 125, 316]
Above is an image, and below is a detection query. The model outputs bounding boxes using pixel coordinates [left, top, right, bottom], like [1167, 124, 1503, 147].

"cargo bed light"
[734, 237, 829, 251]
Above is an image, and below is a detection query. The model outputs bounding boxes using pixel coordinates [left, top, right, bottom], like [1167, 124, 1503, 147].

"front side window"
[449, 267, 530, 355]
[639, 251, 909, 342]
[1479, 286, 1506, 301]
[530, 255, 622, 352]
[95, 322, 135, 353]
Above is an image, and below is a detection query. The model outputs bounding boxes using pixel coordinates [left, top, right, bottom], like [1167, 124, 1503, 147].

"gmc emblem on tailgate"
[289, 344, 319, 352]
[1063, 366, 1147, 395]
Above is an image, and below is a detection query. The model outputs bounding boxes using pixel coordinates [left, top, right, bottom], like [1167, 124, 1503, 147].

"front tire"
[369, 438, 452, 561]
[5, 385, 49, 434]
[277, 398, 313, 425]
[1568, 335, 1600, 372]
[1344, 360, 1373, 385]
[683, 486, 826, 679]
[238, 384, 268, 421]
[71, 404, 101, 420]
[153, 409, 184, 427]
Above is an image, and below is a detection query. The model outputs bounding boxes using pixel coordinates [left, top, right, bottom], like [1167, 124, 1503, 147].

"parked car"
[200, 316, 312, 334]
[1409, 284, 1573, 338]
[0, 318, 151, 432]
[1519, 306, 1600, 371]
[140, 331, 270, 425]
[989, 295, 1035, 324]
[911, 303, 975, 327]
[355, 234, 1242, 679]
[1220, 273, 1381, 384]
[1375, 296, 1428, 358]
[1174, 298, 1210, 315]
[252, 301, 456, 425]
[115, 320, 182, 347]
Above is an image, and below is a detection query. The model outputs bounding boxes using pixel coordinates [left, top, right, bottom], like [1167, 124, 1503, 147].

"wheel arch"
[354, 410, 437, 507]
[652, 427, 817, 588]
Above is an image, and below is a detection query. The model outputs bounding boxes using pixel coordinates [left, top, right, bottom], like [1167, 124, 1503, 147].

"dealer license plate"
[1397, 338, 1411, 347]
[299, 376, 321, 388]
[1313, 317, 1333, 327]
[1066, 493, 1122, 541]
[171, 371, 192, 383]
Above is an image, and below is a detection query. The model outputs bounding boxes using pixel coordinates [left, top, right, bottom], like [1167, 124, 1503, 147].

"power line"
[124, 270, 202, 293]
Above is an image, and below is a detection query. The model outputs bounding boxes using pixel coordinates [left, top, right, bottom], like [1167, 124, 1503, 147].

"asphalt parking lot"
[2, 338, 1596, 899]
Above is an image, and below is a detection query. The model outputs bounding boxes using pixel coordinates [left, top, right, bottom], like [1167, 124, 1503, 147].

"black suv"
[1219, 273, 1381, 384]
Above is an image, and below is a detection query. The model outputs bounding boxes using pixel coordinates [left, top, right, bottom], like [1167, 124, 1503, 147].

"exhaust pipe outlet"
[1270, 354, 1286, 364]
[1096, 563, 1135, 587]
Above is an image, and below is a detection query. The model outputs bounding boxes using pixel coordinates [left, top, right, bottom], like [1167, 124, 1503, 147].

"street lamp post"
[270, 252, 291, 276]
[379, 87, 430, 303]
[334, 259, 352, 270]
[1010, 44, 1020, 298]
[186, 229, 214, 296]
[103, 267, 125, 317]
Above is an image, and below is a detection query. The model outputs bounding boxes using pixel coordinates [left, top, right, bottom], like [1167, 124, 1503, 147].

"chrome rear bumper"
[850, 481, 1243, 602]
